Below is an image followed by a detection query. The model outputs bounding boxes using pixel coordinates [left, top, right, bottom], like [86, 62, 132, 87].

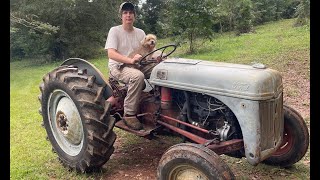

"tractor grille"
[259, 92, 283, 151]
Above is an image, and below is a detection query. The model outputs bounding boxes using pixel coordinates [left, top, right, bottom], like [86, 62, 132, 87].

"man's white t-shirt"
[105, 25, 146, 69]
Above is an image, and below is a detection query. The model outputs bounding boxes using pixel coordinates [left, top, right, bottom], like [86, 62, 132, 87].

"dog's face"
[141, 34, 157, 50]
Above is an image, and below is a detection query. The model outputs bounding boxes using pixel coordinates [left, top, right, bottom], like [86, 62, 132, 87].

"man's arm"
[107, 48, 141, 65]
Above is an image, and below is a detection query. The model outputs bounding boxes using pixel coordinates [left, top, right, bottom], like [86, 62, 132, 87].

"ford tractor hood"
[149, 58, 283, 100]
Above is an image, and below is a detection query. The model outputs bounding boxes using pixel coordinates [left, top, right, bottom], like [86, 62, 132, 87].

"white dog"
[128, 34, 157, 60]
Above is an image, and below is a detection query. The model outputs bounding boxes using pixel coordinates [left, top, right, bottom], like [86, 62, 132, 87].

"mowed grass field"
[10, 18, 310, 179]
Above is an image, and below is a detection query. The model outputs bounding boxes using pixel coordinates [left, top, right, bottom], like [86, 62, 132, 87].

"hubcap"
[48, 89, 84, 156]
[169, 164, 209, 180]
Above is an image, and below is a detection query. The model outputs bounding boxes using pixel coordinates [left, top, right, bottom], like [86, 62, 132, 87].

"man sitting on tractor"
[105, 2, 154, 130]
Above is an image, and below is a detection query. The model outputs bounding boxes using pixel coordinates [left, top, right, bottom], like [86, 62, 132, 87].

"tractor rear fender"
[61, 58, 113, 99]
[149, 58, 284, 166]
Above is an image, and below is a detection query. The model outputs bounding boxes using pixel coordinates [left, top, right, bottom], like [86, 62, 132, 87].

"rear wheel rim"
[48, 89, 84, 156]
[168, 164, 209, 180]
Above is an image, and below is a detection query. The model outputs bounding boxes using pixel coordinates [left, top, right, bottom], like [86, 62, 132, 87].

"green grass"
[10, 18, 309, 179]
[165, 19, 309, 68]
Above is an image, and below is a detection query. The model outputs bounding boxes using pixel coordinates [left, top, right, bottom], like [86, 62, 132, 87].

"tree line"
[10, 0, 309, 61]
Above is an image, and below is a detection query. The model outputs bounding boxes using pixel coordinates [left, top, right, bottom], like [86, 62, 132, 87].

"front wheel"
[262, 105, 309, 167]
[157, 143, 235, 180]
[39, 65, 116, 172]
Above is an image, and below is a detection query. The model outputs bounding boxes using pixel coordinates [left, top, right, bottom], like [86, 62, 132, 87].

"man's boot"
[123, 115, 143, 130]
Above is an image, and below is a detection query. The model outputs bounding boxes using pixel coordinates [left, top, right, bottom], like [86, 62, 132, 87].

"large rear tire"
[262, 105, 309, 167]
[157, 143, 235, 180]
[39, 65, 116, 172]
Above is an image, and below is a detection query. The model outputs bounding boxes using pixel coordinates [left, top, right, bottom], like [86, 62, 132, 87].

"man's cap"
[119, 2, 135, 15]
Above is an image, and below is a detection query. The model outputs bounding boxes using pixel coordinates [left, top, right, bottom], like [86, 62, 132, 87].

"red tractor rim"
[273, 123, 294, 156]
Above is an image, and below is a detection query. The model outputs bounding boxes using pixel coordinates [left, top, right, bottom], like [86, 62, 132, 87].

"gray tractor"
[39, 44, 309, 179]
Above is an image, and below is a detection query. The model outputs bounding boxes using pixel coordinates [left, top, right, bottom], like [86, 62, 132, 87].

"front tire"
[262, 105, 309, 167]
[39, 65, 116, 172]
[157, 143, 235, 180]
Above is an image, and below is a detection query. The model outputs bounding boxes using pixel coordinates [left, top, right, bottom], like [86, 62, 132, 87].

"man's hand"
[107, 49, 143, 65]
[130, 54, 142, 64]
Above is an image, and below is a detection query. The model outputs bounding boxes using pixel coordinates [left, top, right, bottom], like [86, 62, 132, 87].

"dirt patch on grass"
[282, 62, 310, 119]
[272, 49, 310, 119]
[101, 135, 179, 180]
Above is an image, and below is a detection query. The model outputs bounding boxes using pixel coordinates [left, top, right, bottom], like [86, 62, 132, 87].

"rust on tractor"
[157, 114, 244, 155]
[158, 115, 244, 155]
[107, 95, 123, 112]
[56, 110, 68, 132]
[160, 87, 172, 109]
[159, 114, 211, 134]
[157, 120, 207, 144]
[206, 139, 244, 155]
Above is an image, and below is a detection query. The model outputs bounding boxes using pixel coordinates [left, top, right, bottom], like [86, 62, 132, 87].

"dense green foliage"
[10, 0, 309, 60]
[138, 0, 164, 36]
[165, 0, 215, 53]
[234, 0, 254, 35]
[10, 0, 122, 60]
[294, 0, 310, 26]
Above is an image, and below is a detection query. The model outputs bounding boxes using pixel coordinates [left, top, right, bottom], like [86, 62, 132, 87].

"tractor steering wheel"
[138, 44, 177, 66]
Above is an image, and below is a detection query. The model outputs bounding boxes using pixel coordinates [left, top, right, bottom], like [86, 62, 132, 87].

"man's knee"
[129, 71, 145, 84]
